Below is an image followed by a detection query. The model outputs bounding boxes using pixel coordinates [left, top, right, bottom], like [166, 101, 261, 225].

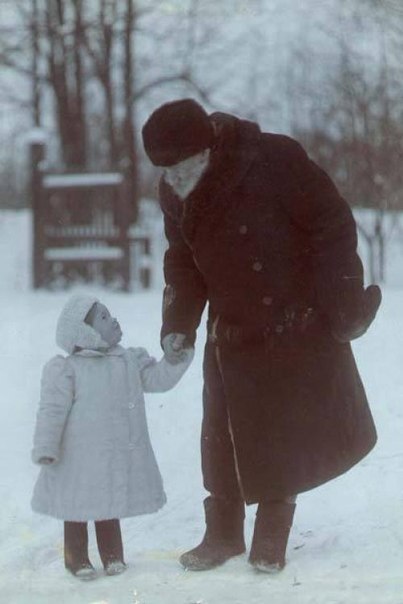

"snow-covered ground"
[0, 210, 402, 604]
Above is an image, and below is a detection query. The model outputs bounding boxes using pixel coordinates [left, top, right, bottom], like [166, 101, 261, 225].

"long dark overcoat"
[159, 112, 377, 504]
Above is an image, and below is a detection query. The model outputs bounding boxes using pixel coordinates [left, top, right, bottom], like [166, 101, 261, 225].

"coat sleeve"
[131, 347, 194, 393]
[160, 183, 208, 346]
[277, 137, 366, 335]
[31, 356, 74, 464]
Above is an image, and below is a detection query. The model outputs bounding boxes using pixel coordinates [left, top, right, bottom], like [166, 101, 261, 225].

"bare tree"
[45, 0, 87, 167]
[297, 36, 403, 282]
[30, 0, 41, 126]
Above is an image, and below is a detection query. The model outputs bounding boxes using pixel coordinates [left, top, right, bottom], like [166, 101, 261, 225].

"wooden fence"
[30, 139, 151, 291]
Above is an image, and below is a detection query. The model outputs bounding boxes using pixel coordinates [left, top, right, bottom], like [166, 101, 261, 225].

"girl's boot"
[95, 519, 126, 575]
[64, 522, 97, 580]
[248, 501, 296, 572]
[179, 496, 246, 570]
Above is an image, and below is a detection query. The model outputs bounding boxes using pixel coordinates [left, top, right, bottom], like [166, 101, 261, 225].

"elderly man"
[142, 99, 381, 572]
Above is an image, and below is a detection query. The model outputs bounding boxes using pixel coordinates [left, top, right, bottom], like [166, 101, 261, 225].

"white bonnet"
[56, 294, 107, 354]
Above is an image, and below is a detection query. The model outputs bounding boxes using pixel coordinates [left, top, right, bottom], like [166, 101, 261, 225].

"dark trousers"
[64, 519, 124, 572]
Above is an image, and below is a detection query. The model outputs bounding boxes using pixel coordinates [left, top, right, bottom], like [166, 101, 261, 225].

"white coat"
[31, 345, 193, 522]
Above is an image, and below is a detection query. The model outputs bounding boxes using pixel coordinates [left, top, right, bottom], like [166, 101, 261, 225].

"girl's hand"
[38, 457, 55, 465]
[163, 349, 192, 366]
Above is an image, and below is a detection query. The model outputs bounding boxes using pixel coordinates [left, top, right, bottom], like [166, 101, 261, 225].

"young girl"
[31, 294, 193, 580]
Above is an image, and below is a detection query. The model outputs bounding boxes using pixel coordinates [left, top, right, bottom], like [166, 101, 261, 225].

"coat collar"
[160, 113, 260, 202]
[207, 112, 261, 195]
[73, 345, 126, 358]
[163, 113, 261, 245]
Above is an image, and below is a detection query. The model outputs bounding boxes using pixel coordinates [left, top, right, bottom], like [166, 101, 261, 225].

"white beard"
[170, 175, 202, 200]
[164, 150, 210, 200]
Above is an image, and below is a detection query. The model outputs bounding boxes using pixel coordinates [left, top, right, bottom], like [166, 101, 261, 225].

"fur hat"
[56, 295, 108, 354]
[142, 98, 214, 166]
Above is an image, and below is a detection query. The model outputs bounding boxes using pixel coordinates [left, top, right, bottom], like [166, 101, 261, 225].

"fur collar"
[161, 113, 261, 245]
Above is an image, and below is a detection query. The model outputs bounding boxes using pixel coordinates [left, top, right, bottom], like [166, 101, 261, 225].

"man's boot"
[248, 501, 296, 573]
[180, 496, 246, 570]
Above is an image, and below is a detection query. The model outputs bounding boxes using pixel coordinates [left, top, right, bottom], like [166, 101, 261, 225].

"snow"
[24, 129, 48, 145]
[1, 209, 403, 603]
[44, 247, 124, 261]
[43, 173, 123, 189]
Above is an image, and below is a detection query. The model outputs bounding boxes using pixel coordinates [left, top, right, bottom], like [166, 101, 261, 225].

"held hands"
[38, 457, 55, 465]
[162, 333, 191, 365]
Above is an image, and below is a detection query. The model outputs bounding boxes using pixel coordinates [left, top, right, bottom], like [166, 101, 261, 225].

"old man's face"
[163, 149, 210, 200]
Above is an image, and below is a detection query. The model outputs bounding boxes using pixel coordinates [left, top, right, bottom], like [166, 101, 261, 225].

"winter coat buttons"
[252, 261, 263, 272]
[128, 403, 135, 409]
[262, 296, 273, 306]
[239, 225, 248, 234]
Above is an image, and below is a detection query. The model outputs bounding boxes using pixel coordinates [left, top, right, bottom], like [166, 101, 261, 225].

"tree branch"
[133, 71, 213, 106]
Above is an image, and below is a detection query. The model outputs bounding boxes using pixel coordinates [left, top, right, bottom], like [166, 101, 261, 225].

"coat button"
[262, 296, 273, 306]
[128, 403, 135, 409]
[239, 225, 248, 234]
[275, 324, 284, 334]
[252, 261, 263, 272]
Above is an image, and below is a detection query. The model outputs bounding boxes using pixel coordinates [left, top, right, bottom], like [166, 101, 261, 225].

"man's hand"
[162, 333, 188, 365]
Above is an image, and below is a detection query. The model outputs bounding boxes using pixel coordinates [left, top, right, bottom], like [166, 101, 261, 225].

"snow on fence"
[43, 172, 123, 189]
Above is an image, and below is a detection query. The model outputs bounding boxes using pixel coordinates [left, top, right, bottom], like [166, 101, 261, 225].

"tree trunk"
[100, 0, 118, 166]
[71, 0, 87, 167]
[31, 0, 41, 126]
[122, 0, 138, 223]
[45, 0, 87, 169]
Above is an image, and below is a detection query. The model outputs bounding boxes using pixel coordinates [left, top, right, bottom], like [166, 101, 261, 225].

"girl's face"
[87, 303, 122, 347]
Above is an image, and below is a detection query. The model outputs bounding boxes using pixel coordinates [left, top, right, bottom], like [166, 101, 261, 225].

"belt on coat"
[208, 305, 320, 346]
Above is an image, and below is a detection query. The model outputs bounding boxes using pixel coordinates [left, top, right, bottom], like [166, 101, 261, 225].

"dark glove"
[332, 284, 382, 343]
